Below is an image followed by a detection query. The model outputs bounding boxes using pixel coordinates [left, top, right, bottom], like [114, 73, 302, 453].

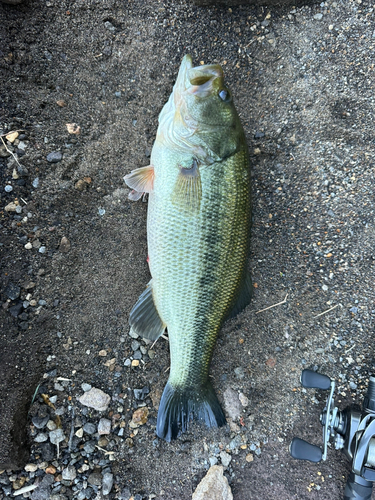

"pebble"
[87, 472, 102, 486]
[46, 151, 63, 163]
[49, 428, 65, 445]
[98, 418, 111, 435]
[34, 433, 48, 443]
[81, 383, 92, 392]
[128, 327, 139, 339]
[5, 201, 18, 212]
[223, 388, 242, 420]
[39, 246, 47, 253]
[102, 472, 114, 495]
[46, 420, 57, 431]
[25, 463, 38, 472]
[246, 453, 254, 462]
[32, 416, 49, 429]
[4, 185, 13, 192]
[131, 340, 140, 351]
[59, 236, 71, 253]
[78, 387, 111, 411]
[5, 283, 20, 300]
[75, 428, 84, 438]
[62, 465, 77, 481]
[32, 177, 40, 188]
[192, 466, 233, 500]
[6, 131, 19, 142]
[83, 441, 96, 454]
[314, 13, 323, 20]
[98, 208, 106, 216]
[25, 242, 33, 249]
[219, 451, 232, 467]
[83, 422, 96, 435]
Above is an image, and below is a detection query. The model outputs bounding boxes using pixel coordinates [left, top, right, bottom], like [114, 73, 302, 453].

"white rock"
[192, 465, 233, 500]
[220, 451, 232, 467]
[78, 387, 111, 411]
[223, 388, 242, 420]
[24, 463, 38, 472]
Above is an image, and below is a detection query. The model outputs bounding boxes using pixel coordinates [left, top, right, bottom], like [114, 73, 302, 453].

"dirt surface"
[1, 0, 374, 499]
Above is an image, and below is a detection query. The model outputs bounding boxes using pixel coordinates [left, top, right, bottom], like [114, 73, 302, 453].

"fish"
[124, 54, 252, 441]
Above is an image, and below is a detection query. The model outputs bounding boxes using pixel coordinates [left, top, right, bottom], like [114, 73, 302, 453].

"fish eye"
[218, 89, 231, 102]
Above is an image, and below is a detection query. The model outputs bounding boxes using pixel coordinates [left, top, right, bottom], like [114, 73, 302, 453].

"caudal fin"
[156, 380, 226, 442]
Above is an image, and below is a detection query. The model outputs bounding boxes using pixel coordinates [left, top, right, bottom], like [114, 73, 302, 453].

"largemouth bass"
[124, 55, 252, 441]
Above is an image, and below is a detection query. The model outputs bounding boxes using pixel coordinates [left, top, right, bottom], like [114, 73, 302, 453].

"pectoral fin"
[129, 280, 166, 341]
[171, 159, 202, 213]
[226, 271, 253, 320]
[124, 165, 155, 200]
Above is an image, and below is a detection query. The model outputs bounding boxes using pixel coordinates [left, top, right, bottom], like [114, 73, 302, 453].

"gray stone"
[83, 441, 96, 454]
[98, 418, 111, 435]
[219, 451, 232, 467]
[102, 472, 114, 495]
[49, 428, 65, 445]
[83, 422, 97, 435]
[46, 151, 63, 163]
[62, 465, 76, 481]
[34, 433, 48, 443]
[5, 283, 20, 300]
[81, 383, 92, 392]
[131, 340, 140, 351]
[223, 388, 242, 420]
[87, 472, 102, 486]
[78, 388, 111, 411]
[192, 465, 233, 500]
[30, 474, 54, 500]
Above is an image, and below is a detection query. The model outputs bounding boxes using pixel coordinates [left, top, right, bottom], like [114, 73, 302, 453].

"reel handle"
[301, 369, 331, 390]
[290, 437, 322, 463]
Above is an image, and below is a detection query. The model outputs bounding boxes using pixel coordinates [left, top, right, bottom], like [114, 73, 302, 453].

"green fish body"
[124, 55, 252, 441]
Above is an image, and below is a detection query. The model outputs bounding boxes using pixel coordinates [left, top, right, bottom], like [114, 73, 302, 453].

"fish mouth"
[175, 54, 225, 98]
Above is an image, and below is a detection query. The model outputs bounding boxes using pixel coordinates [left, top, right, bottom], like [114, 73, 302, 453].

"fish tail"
[156, 380, 226, 441]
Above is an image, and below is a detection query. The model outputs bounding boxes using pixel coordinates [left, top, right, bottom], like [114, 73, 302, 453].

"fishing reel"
[290, 369, 375, 500]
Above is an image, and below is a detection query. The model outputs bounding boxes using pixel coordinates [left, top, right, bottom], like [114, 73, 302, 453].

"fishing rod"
[290, 369, 375, 500]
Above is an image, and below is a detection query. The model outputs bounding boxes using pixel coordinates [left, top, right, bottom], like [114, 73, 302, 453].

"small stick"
[0, 136, 23, 168]
[345, 344, 355, 354]
[13, 484, 38, 496]
[314, 304, 338, 318]
[68, 407, 75, 452]
[255, 293, 289, 314]
[95, 445, 115, 455]
[0, 129, 25, 137]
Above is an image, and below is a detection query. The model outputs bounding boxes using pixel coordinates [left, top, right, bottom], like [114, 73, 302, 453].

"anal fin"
[129, 281, 166, 341]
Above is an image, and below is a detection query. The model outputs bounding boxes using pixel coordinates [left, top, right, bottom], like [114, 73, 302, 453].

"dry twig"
[255, 293, 289, 314]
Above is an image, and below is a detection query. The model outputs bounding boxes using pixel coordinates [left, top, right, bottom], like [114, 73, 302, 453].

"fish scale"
[124, 55, 252, 441]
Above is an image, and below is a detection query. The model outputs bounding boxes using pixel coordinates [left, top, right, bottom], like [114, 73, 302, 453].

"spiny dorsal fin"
[171, 159, 202, 214]
[124, 165, 154, 200]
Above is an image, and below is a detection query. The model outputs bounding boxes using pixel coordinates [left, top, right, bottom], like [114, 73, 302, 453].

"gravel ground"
[0, 0, 374, 499]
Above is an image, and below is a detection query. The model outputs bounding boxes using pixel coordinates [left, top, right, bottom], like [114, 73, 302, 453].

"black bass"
[124, 55, 252, 441]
